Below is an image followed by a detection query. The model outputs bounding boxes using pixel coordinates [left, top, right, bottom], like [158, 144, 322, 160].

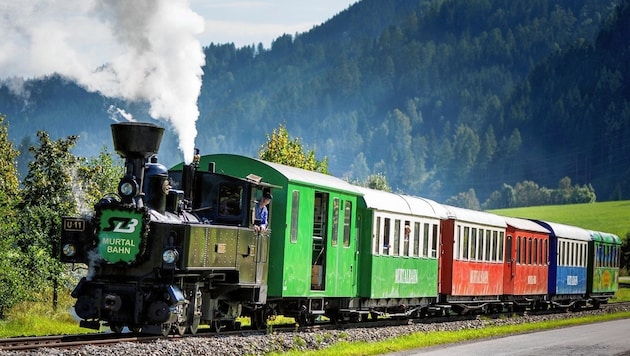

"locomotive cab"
[60, 122, 277, 336]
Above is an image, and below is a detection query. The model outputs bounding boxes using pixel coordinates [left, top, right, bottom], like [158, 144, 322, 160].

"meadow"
[489, 200, 630, 240]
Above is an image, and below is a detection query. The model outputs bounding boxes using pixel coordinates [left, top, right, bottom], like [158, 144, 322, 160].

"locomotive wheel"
[252, 308, 268, 330]
[188, 316, 200, 335]
[212, 320, 222, 333]
[161, 323, 171, 337]
[186, 285, 202, 335]
[131, 327, 142, 334]
[175, 323, 187, 336]
[110, 325, 124, 334]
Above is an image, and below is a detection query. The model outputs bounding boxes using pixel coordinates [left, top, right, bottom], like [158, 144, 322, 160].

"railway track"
[0, 332, 162, 352]
[2, 302, 629, 353]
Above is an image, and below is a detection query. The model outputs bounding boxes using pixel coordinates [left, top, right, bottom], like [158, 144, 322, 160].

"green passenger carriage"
[587, 230, 621, 306]
[199, 154, 362, 323]
[355, 187, 447, 318]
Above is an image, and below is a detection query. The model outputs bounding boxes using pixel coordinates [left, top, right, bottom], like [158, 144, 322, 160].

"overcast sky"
[191, 0, 357, 48]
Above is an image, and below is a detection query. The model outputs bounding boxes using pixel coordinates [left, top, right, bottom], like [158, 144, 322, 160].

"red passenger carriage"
[438, 206, 507, 313]
[502, 217, 550, 310]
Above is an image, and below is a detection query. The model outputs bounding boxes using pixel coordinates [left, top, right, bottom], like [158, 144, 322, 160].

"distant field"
[489, 200, 630, 239]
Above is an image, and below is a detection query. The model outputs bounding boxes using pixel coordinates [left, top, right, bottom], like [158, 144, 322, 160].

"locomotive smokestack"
[111, 122, 165, 204]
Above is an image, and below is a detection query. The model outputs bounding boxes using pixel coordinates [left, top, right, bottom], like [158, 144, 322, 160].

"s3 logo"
[103, 217, 139, 233]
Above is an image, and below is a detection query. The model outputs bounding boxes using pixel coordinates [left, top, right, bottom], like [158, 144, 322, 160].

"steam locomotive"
[60, 122, 621, 336]
[60, 122, 276, 335]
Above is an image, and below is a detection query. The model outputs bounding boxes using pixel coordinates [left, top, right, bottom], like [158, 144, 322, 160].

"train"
[59, 122, 621, 335]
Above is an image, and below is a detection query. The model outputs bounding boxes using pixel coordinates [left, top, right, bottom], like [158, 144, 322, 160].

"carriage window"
[431, 224, 438, 258]
[516, 236, 521, 264]
[343, 201, 352, 247]
[290, 190, 299, 243]
[393, 219, 401, 256]
[470, 228, 477, 260]
[455, 225, 461, 259]
[506, 235, 512, 262]
[478, 229, 484, 261]
[533, 239, 538, 264]
[463, 226, 470, 260]
[544, 239, 548, 265]
[413, 222, 421, 257]
[331, 198, 339, 247]
[498, 232, 504, 262]
[374, 217, 381, 254]
[484, 230, 492, 261]
[423, 223, 430, 257]
[383, 218, 391, 255]
[492, 231, 499, 262]
[403, 220, 411, 256]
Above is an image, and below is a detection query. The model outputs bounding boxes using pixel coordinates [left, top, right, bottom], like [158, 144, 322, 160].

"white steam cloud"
[0, 0, 205, 163]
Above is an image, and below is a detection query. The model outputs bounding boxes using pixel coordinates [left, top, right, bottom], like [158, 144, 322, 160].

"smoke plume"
[0, 0, 205, 163]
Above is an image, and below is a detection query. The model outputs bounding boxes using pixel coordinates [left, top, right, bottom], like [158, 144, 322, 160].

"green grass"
[0, 290, 100, 337]
[273, 311, 630, 356]
[489, 200, 630, 239]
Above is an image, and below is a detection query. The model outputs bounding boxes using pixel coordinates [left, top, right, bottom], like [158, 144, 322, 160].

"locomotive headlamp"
[118, 176, 139, 200]
[120, 182, 135, 196]
[162, 249, 179, 264]
[62, 243, 76, 257]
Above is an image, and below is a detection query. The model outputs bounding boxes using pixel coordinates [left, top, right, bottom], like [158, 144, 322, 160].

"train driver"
[254, 191, 272, 232]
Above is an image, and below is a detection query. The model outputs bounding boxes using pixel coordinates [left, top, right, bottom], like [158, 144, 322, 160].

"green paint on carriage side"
[196, 154, 362, 299]
[356, 196, 440, 300]
[588, 231, 621, 294]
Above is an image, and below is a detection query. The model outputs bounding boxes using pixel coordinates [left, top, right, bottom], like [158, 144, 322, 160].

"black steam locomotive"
[60, 122, 276, 335]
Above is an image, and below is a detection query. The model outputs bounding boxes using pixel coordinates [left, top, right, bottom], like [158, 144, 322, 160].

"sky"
[0, 0, 356, 163]
[191, 0, 358, 48]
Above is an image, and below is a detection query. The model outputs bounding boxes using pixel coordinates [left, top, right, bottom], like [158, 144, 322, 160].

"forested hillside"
[1, 0, 628, 206]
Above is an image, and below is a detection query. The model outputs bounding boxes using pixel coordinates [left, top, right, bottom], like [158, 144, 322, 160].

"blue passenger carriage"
[533, 220, 590, 309]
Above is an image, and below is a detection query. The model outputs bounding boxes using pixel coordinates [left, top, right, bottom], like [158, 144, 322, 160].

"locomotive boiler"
[60, 122, 276, 335]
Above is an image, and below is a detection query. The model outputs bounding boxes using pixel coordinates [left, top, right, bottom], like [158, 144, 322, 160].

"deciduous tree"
[259, 124, 329, 173]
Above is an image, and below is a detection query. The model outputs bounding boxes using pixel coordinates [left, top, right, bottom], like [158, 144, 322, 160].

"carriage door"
[311, 192, 328, 290]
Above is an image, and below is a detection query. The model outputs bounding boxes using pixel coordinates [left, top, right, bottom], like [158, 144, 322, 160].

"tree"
[0, 115, 25, 317]
[75, 147, 124, 211]
[258, 124, 329, 173]
[18, 131, 82, 310]
[446, 189, 481, 210]
[364, 173, 392, 192]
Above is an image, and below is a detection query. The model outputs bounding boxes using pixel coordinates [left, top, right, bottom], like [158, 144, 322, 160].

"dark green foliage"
[1, 128, 122, 313]
[482, 176, 596, 209]
[0, 114, 24, 317]
[445, 189, 481, 210]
